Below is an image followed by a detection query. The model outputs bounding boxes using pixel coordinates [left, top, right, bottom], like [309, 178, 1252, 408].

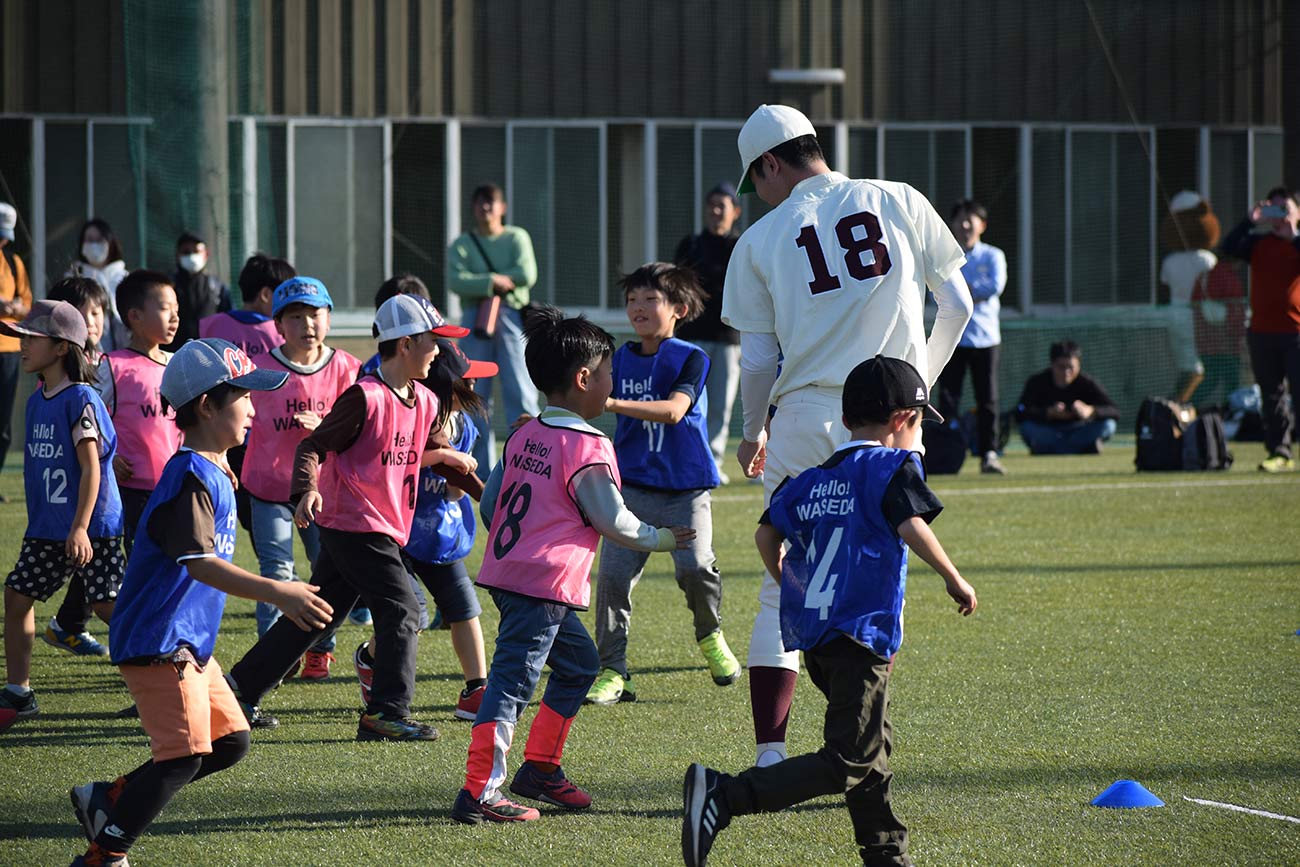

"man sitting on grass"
[1015, 340, 1119, 454]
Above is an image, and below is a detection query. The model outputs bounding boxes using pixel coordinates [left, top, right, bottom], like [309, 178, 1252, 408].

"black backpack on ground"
[1135, 397, 1232, 471]
[922, 419, 967, 475]
[1182, 413, 1233, 470]
[1135, 398, 1192, 471]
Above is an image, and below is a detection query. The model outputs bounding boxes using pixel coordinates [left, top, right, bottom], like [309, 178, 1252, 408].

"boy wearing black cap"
[683, 355, 977, 867]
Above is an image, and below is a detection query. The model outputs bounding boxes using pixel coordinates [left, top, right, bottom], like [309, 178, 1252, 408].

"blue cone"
[1091, 780, 1164, 808]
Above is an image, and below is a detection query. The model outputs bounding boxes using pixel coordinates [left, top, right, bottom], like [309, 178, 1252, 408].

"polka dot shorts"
[5, 536, 125, 603]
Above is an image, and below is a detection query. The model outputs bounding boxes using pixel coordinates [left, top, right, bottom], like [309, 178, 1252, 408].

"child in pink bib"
[105, 270, 182, 553]
[453, 305, 694, 826]
[198, 254, 291, 360]
[221, 293, 476, 743]
[242, 277, 362, 678]
[202, 254, 297, 541]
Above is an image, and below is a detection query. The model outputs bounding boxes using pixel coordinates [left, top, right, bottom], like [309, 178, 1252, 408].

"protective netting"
[0, 0, 1287, 443]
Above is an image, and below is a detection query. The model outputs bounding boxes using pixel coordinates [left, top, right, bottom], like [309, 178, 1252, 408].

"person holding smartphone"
[1221, 186, 1300, 473]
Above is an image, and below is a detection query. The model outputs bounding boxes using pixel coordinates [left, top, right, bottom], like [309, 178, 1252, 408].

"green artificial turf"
[1, 443, 1297, 865]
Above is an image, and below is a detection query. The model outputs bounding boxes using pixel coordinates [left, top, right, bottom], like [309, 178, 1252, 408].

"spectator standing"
[0, 203, 32, 501]
[1016, 340, 1119, 454]
[447, 183, 542, 469]
[166, 231, 231, 351]
[936, 199, 1008, 475]
[66, 219, 129, 351]
[1220, 186, 1300, 472]
[675, 183, 743, 482]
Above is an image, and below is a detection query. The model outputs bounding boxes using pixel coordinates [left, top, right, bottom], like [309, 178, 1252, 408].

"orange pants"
[120, 656, 249, 762]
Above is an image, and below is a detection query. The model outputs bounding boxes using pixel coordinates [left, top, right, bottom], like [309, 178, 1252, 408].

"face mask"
[179, 252, 207, 274]
[82, 241, 109, 266]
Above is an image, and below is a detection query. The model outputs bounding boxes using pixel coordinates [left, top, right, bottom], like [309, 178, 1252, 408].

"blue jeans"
[457, 305, 542, 469]
[476, 589, 600, 728]
[249, 497, 335, 653]
[1019, 418, 1117, 455]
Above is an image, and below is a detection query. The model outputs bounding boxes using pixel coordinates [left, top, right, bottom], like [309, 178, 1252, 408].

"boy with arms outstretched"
[587, 262, 737, 706]
[683, 356, 977, 867]
[452, 305, 694, 824]
[69, 338, 332, 866]
[223, 294, 473, 738]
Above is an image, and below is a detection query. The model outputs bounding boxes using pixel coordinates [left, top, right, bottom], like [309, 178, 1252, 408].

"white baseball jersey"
[721, 172, 965, 403]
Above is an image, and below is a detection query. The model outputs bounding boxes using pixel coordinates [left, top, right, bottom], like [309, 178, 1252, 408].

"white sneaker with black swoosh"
[70, 781, 113, 841]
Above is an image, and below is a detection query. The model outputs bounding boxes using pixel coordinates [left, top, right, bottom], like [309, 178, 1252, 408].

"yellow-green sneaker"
[584, 668, 635, 705]
[1258, 453, 1296, 473]
[698, 631, 740, 686]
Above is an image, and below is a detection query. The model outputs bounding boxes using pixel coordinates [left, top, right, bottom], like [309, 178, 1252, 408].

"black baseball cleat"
[682, 763, 731, 867]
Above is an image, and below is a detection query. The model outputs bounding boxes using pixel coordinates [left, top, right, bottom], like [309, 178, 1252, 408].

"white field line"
[1182, 796, 1300, 824]
[712, 476, 1295, 503]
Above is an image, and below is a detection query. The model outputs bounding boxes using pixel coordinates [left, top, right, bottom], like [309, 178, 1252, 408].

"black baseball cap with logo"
[843, 355, 943, 424]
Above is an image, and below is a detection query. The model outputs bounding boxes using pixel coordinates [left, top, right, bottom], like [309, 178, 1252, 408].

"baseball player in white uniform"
[721, 105, 974, 768]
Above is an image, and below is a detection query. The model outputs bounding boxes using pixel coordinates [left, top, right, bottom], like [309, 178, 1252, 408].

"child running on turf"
[587, 262, 738, 707]
[37, 278, 116, 657]
[352, 274, 456, 629]
[451, 305, 695, 824]
[104, 269, 182, 552]
[682, 356, 978, 867]
[68, 337, 332, 867]
[221, 294, 475, 737]
[0, 301, 123, 723]
[242, 277, 361, 682]
[354, 339, 493, 719]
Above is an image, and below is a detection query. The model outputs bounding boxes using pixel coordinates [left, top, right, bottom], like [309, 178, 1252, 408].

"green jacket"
[446, 226, 538, 310]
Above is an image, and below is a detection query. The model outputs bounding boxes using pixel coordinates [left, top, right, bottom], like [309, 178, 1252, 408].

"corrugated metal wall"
[2, 0, 1287, 125]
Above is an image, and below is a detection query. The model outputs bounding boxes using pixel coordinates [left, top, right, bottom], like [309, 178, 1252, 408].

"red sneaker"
[451, 788, 539, 824]
[508, 762, 592, 810]
[454, 684, 485, 721]
[353, 641, 374, 705]
[300, 650, 334, 681]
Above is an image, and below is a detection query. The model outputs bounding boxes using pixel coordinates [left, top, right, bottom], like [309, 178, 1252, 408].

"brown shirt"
[290, 378, 484, 504]
[146, 471, 218, 561]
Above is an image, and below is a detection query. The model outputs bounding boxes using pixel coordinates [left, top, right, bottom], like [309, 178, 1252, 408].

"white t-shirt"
[721, 172, 965, 402]
[1159, 249, 1217, 306]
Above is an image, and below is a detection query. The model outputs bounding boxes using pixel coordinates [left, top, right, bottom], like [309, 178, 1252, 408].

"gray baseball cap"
[0, 299, 88, 347]
[161, 337, 288, 410]
[0, 203, 15, 241]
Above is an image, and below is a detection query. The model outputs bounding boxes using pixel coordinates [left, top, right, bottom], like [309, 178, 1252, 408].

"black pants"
[56, 486, 150, 635]
[120, 486, 153, 556]
[229, 527, 420, 718]
[0, 350, 19, 473]
[937, 345, 1000, 455]
[1246, 331, 1300, 459]
[721, 636, 909, 866]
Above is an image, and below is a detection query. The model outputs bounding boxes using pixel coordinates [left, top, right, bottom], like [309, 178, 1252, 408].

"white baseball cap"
[0, 203, 15, 241]
[736, 104, 817, 195]
[1168, 190, 1204, 214]
[372, 294, 469, 342]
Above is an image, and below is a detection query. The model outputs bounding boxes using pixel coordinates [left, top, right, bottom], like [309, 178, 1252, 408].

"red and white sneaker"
[508, 762, 592, 810]
[300, 650, 334, 681]
[450, 788, 539, 824]
[353, 641, 374, 705]
[454, 685, 485, 721]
